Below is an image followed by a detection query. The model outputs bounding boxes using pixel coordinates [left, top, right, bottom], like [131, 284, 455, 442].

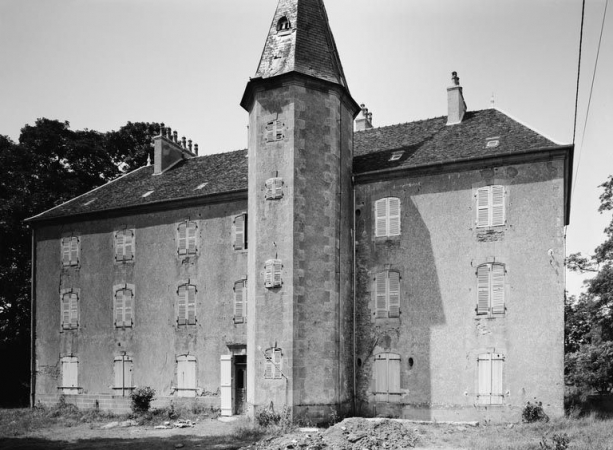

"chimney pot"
[173, 131, 178, 143]
[188, 139, 193, 151]
[166, 127, 172, 139]
[182, 136, 187, 148]
[194, 144, 199, 155]
[447, 71, 467, 125]
[452, 71, 460, 86]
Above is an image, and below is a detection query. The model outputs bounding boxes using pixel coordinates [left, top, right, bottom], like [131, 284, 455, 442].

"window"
[476, 263, 505, 316]
[177, 283, 197, 325]
[477, 353, 504, 405]
[114, 284, 134, 328]
[61, 236, 79, 267]
[265, 178, 284, 200]
[233, 214, 247, 250]
[177, 220, 198, 256]
[114, 229, 135, 262]
[113, 356, 134, 396]
[264, 259, 283, 288]
[476, 185, 505, 228]
[266, 120, 284, 142]
[374, 197, 401, 237]
[176, 355, 197, 397]
[233, 279, 247, 323]
[277, 16, 291, 31]
[60, 289, 79, 330]
[60, 356, 79, 394]
[374, 270, 401, 319]
[264, 348, 282, 379]
[374, 353, 401, 403]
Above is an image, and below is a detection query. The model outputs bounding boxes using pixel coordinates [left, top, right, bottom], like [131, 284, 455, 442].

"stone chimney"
[355, 104, 373, 131]
[152, 125, 197, 175]
[446, 71, 467, 125]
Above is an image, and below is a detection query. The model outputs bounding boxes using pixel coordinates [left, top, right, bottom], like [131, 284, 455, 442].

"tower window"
[277, 16, 291, 32]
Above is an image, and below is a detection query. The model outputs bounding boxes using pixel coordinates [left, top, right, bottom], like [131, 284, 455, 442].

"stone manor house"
[28, 0, 573, 422]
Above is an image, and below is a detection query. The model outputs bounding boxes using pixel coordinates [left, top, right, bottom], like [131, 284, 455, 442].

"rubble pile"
[241, 418, 418, 450]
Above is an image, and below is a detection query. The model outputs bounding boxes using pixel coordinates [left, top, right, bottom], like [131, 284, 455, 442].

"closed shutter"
[70, 237, 79, 265]
[477, 354, 492, 405]
[115, 232, 124, 261]
[114, 358, 123, 389]
[177, 223, 187, 255]
[187, 222, 197, 254]
[265, 121, 274, 142]
[61, 293, 71, 328]
[220, 355, 233, 416]
[124, 230, 134, 261]
[115, 289, 124, 326]
[273, 178, 283, 198]
[61, 239, 71, 266]
[375, 272, 388, 318]
[177, 286, 187, 325]
[177, 359, 186, 389]
[491, 354, 504, 405]
[264, 179, 273, 199]
[273, 260, 282, 286]
[234, 215, 245, 250]
[375, 199, 387, 237]
[243, 281, 248, 318]
[69, 293, 78, 327]
[62, 357, 78, 393]
[388, 198, 401, 236]
[491, 186, 505, 226]
[186, 358, 196, 389]
[264, 352, 273, 379]
[388, 272, 400, 318]
[264, 260, 273, 287]
[273, 349, 282, 379]
[476, 187, 490, 228]
[234, 281, 244, 321]
[187, 285, 196, 325]
[388, 354, 401, 403]
[374, 355, 388, 402]
[123, 288, 133, 326]
[477, 265, 490, 315]
[491, 264, 505, 314]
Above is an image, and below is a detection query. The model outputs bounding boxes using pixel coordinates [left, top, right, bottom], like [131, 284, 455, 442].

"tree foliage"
[0, 119, 162, 406]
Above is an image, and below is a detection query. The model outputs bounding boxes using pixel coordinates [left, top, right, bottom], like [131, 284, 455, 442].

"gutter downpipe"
[30, 226, 36, 408]
[352, 179, 357, 415]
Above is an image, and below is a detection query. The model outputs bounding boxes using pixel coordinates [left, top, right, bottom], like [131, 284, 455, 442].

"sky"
[0, 0, 611, 297]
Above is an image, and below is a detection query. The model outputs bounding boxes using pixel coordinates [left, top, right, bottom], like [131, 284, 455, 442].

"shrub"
[540, 433, 570, 450]
[130, 387, 155, 413]
[522, 400, 550, 423]
[255, 402, 281, 427]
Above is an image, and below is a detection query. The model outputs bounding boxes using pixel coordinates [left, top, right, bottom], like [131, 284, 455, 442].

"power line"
[572, 0, 586, 146]
[572, 0, 609, 202]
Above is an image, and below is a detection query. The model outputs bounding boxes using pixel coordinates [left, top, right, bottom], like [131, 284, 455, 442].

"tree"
[0, 119, 163, 406]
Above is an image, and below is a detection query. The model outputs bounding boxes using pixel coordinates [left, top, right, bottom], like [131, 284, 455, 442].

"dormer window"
[277, 16, 291, 32]
[485, 137, 500, 148]
[390, 151, 404, 161]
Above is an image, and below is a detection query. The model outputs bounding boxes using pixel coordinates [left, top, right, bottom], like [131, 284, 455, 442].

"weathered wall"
[354, 160, 566, 421]
[34, 200, 248, 407]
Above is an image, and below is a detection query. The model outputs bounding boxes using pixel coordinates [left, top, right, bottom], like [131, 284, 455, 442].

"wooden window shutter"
[115, 231, 124, 261]
[388, 272, 400, 318]
[491, 264, 505, 314]
[491, 354, 504, 404]
[177, 223, 187, 255]
[177, 286, 187, 325]
[234, 215, 245, 250]
[61, 238, 71, 266]
[70, 293, 78, 327]
[264, 350, 273, 379]
[476, 187, 490, 228]
[61, 293, 71, 328]
[186, 358, 196, 389]
[115, 289, 124, 326]
[375, 199, 387, 237]
[265, 121, 274, 142]
[187, 285, 196, 325]
[114, 358, 123, 389]
[273, 349, 282, 379]
[124, 230, 134, 261]
[125, 359, 133, 389]
[477, 265, 490, 315]
[187, 222, 197, 254]
[274, 178, 283, 198]
[388, 198, 401, 236]
[273, 260, 282, 287]
[375, 272, 388, 318]
[491, 185, 505, 226]
[70, 237, 79, 265]
[374, 354, 388, 402]
[177, 358, 186, 389]
[234, 281, 244, 322]
[243, 280, 248, 318]
[264, 260, 273, 288]
[62, 356, 78, 389]
[388, 354, 401, 401]
[264, 179, 273, 199]
[123, 288, 133, 326]
[477, 354, 492, 405]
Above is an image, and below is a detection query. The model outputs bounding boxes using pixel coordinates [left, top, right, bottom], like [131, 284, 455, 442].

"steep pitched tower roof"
[251, 0, 350, 90]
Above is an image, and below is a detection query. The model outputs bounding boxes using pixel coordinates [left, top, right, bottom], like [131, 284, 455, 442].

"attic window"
[277, 16, 291, 32]
[83, 198, 96, 206]
[142, 190, 154, 198]
[390, 151, 404, 161]
[486, 137, 500, 148]
[195, 183, 208, 191]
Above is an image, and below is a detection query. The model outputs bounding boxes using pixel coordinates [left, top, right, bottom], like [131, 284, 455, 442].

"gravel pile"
[241, 418, 418, 450]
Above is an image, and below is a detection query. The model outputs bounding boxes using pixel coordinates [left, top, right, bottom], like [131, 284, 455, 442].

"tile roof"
[30, 149, 248, 221]
[353, 109, 560, 174]
[254, 0, 349, 90]
[30, 109, 564, 222]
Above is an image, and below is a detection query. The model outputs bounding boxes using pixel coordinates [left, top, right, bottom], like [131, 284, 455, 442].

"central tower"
[241, 0, 360, 421]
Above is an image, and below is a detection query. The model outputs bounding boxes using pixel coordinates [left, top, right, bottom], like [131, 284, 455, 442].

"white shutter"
[375, 199, 387, 237]
[234, 281, 244, 321]
[177, 286, 187, 325]
[70, 237, 79, 265]
[187, 285, 196, 325]
[186, 359, 196, 390]
[477, 265, 490, 315]
[234, 215, 245, 250]
[264, 179, 273, 199]
[478, 354, 492, 405]
[374, 354, 388, 402]
[177, 223, 187, 255]
[220, 355, 234, 416]
[115, 231, 124, 261]
[388, 272, 400, 318]
[187, 222, 197, 254]
[273, 349, 282, 379]
[264, 260, 273, 288]
[264, 351, 273, 379]
[124, 230, 134, 261]
[243, 281, 248, 319]
[114, 358, 123, 389]
[491, 354, 504, 404]
[476, 187, 490, 228]
[375, 273, 388, 318]
[123, 288, 133, 326]
[388, 198, 401, 236]
[69, 293, 78, 327]
[491, 185, 505, 226]
[273, 178, 283, 198]
[273, 260, 282, 287]
[115, 289, 124, 326]
[491, 264, 505, 314]
[61, 293, 71, 328]
[388, 354, 401, 403]
[61, 238, 71, 266]
[62, 357, 78, 393]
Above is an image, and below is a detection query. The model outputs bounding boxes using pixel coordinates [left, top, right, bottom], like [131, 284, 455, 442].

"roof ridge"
[492, 107, 566, 145]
